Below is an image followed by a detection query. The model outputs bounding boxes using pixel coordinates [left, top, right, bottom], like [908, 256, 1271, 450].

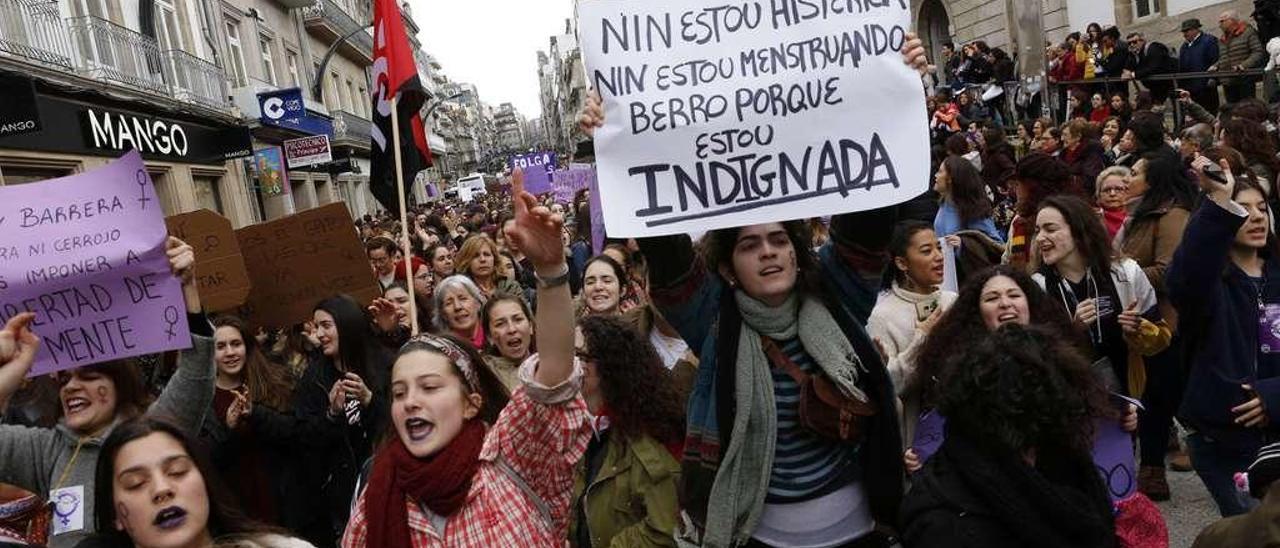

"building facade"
[915, 0, 1253, 64]
[0, 0, 258, 226]
[0, 0, 444, 225]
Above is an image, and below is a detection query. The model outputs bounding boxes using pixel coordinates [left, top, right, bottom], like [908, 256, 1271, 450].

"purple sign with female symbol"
[0, 150, 191, 376]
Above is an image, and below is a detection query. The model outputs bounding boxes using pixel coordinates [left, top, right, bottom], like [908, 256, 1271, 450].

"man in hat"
[1179, 17, 1221, 113]
[1191, 442, 1279, 547]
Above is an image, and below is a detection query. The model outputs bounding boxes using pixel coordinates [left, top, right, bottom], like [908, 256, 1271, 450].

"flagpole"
[390, 95, 420, 335]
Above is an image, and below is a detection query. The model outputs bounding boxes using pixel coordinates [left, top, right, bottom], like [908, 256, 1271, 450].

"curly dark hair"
[936, 323, 1110, 458]
[1222, 118, 1280, 183]
[908, 265, 1079, 407]
[580, 315, 686, 445]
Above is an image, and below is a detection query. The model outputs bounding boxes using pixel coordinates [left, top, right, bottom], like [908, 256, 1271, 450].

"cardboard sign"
[234, 203, 380, 327]
[164, 209, 251, 312]
[578, 0, 929, 237]
[284, 135, 333, 168]
[0, 151, 191, 376]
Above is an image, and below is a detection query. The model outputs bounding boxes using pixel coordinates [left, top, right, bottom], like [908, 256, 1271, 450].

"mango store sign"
[578, 0, 928, 236]
[0, 151, 191, 376]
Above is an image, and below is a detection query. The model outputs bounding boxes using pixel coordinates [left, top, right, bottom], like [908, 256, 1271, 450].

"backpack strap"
[760, 335, 809, 385]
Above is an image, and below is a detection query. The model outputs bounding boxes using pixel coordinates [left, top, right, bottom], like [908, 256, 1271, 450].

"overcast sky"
[409, 0, 576, 119]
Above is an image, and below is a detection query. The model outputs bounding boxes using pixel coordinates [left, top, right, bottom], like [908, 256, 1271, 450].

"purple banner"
[0, 150, 191, 376]
[912, 410, 946, 465]
[911, 405, 1137, 502]
[551, 167, 593, 203]
[1092, 418, 1137, 502]
[511, 151, 556, 195]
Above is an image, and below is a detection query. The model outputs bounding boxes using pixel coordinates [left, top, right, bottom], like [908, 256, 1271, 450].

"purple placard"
[0, 151, 191, 376]
[1092, 418, 1137, 502]
[912, 410, 946, 465]
[587, 166, 605, 254]
[911, 408, 1136, 502]
[511, 151, 556, 195]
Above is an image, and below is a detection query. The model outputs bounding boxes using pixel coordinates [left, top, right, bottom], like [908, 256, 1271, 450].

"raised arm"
[147, 237, 216, 435]
[1168, 158, 1244, 318]
[0, 313, 59, 495]
[506, 170, 573, 387]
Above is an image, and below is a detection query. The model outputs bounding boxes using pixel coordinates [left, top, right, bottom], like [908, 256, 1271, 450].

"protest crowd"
[14, 5, 1280, 548]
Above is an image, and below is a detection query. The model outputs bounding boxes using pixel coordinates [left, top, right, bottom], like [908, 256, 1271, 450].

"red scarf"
[1102, 206, 1127, 239]
[365, 420, 486, 548]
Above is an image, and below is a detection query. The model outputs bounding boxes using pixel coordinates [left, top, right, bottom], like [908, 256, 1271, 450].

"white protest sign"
[578, 0, 929, 237]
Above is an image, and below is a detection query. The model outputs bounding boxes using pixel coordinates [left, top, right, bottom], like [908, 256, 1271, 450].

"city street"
[1162, 468, 1223, 547]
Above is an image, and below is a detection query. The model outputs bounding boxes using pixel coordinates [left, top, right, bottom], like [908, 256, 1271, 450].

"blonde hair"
[454, 234, 499, 280]
[1095, 166, 1131, 199]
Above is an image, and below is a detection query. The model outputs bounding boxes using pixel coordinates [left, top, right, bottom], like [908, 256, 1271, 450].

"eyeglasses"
[1101, 187, 1128, 194]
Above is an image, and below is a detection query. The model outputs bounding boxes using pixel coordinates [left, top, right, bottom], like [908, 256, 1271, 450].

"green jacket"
[571, 431, 681, 547]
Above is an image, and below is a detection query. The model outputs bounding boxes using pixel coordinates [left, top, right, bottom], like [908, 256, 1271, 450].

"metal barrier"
[1047, 68, 1272, 130]
[68, 15, 169, 96]
[0, 0, 74, 70]
[164, 49, 230, 110]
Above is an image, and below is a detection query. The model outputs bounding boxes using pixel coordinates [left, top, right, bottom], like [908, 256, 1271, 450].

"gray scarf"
[699, 291, 867, 547]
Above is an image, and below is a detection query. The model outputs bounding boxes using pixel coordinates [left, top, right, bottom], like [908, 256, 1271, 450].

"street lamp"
[424, 92, 464, 119]
[311, 23, 373, 101]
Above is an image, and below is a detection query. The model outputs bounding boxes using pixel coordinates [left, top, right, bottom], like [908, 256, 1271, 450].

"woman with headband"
[341, 172, 591, 547]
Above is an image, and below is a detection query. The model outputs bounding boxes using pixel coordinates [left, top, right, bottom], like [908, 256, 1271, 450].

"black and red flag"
[369, 0, 431, 216]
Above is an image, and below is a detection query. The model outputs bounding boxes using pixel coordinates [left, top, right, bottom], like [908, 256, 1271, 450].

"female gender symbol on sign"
[163, 306, 179, 340]
[53, 491, 80, 527]
[134, 169, 152, 210]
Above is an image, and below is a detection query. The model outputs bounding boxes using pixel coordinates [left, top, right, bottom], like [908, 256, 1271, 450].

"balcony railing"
[164, 49, 229, 110]
[0, 0, 74, 69]
[332, 109, 372, 145]
[69, 15, 168, 96]
[303, 0, 372, 59]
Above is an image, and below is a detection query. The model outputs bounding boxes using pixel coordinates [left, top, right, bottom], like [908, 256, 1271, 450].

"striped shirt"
[766, 337, 858, 502]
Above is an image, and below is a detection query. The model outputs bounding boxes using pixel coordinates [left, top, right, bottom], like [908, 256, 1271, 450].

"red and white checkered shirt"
[341, 386, 591, 547]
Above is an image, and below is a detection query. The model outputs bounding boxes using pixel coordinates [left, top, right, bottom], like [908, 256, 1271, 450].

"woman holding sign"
[0, 237, 215, 547]
[1167, 157, 1280, 517]
[576, 35, 929, 547]
[340, 170, 588, 547]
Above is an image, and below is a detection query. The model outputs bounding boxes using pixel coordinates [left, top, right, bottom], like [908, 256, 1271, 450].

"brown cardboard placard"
[164, 209, 251, 312]
[234, 202, 380, 328]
